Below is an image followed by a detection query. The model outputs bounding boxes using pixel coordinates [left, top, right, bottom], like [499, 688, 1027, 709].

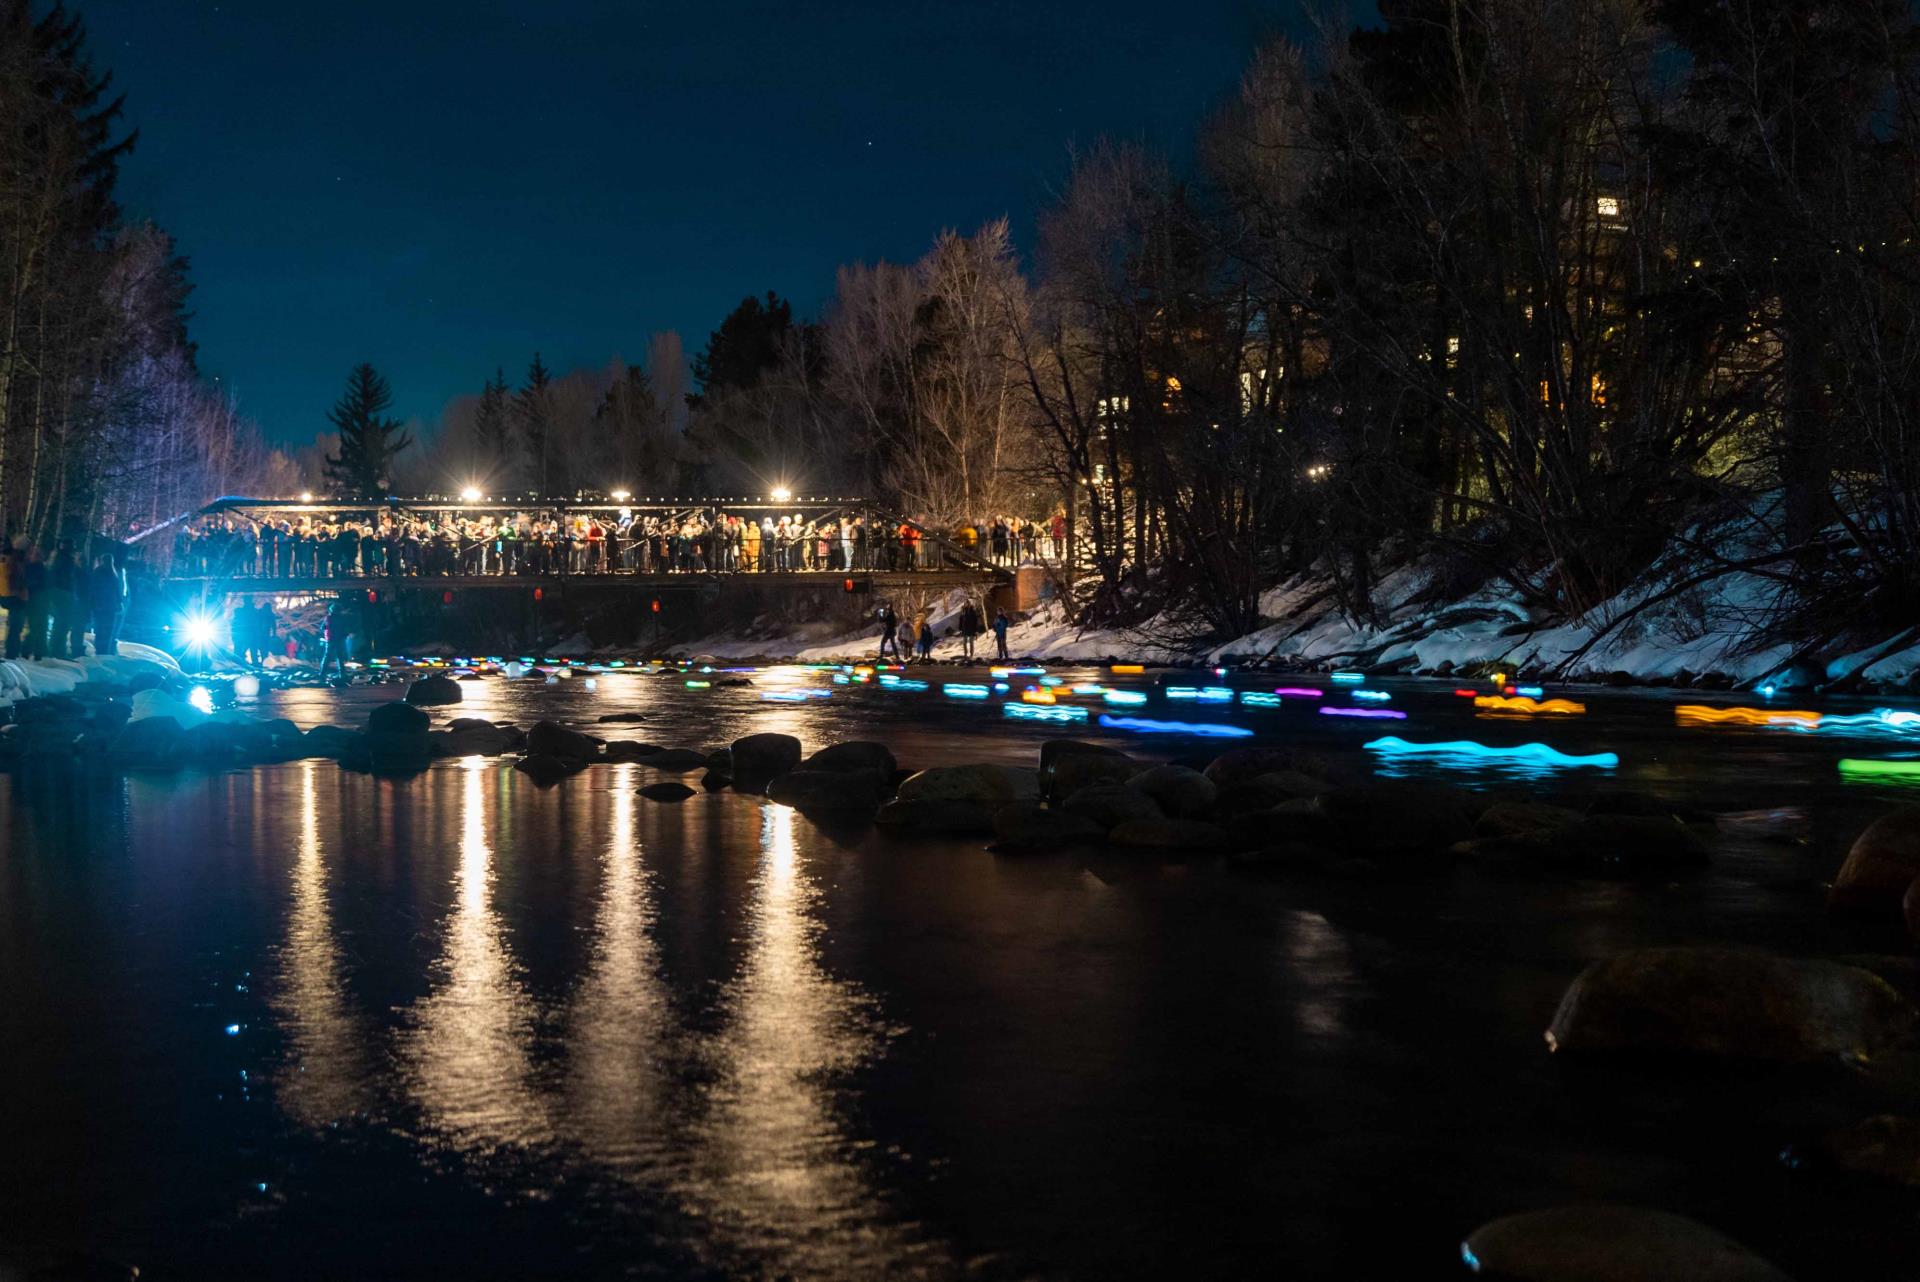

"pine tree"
[472, 366, 511, 488]
[322, 363, 411, 499]
[515, 352, 554, 496]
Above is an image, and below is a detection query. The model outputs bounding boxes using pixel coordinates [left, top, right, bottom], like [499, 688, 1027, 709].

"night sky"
[81, 1, 1349, 446]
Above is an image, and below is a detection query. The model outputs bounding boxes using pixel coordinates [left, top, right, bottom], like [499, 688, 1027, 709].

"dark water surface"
[4, 668, 1919, 1279]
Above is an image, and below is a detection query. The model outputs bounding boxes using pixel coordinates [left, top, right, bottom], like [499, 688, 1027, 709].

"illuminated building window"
[1595, 195, 1620, 218]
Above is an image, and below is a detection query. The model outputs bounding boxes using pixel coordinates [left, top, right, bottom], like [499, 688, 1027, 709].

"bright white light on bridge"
[298, 492, 313, 503]
[770, 486, 792, 502]
[460, 486, 482, 502]
[610, 489, 631, 502]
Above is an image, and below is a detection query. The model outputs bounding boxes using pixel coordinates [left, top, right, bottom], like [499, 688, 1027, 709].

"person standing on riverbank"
[878, 605, 899, 659]
[957, 600, 982, 660]
[992, 608, 1011, 661]
[317, 601, 346, 682]
[87, 554, 125, 656]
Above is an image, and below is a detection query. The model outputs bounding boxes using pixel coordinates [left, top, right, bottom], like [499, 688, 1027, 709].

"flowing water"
[3, 667, 1918, 1279]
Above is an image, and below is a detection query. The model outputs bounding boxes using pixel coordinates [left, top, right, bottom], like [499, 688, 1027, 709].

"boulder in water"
[1310, 783, 1475, 855]
[301, 724, 365, 760]
[1058, 782, 1163, 831]
[367, 701, 430, 735]
[730, 732, 802, 780]
[1545, 946, 1919, 1065]
[1040, 740, 1136, 800]
[803, 741, 897, 775]
[1126, 764, 1218, 818]
[1462, 1205, 1791, 1282]
[108, 715, 183, 763]
[1814, 1114, 1920, 1188]
[1477, 801, 1584, 839]
[365, 730, 431, 773]
[639, 781, 696, 802]
[766, 767, 889, 811]
[602, 740, 663, 762]
[701, 770, 731, 791]
[896, 763, 1040, 806]
[526, 721, 601, 761]
[1203, 745, 1332, 789]
[405, 672, 462, 706]
[644, 747, 708, 773]
[1832, 807, 1920, 914]
[596, 711, 648, 723]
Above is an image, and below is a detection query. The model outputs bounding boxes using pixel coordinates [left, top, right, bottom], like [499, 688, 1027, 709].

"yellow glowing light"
[1111, 664, 1144, 674]
[1021, 688, 1057, 705]
[1490, 672, 1507, 686]
[1475, 695, 1588, 716]
[1675, 704, 1820, 728]
[299, 492, 313, 503]
[770, 486, 792, 502]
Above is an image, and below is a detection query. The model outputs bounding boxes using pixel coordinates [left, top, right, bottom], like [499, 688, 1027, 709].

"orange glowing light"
[1111, 664, 1145, 674]
[1021, 688, 1057, 705]
[1674, 704, 1820, 728]
[1474, 695, 1588, 716]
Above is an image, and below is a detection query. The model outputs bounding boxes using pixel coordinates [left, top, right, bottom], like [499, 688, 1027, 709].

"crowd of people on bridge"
[168, 508, 1072, 579]
[0, 537, 130, 660]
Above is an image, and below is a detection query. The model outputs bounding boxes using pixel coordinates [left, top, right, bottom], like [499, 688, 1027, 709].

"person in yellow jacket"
[742, 518, 762, 572]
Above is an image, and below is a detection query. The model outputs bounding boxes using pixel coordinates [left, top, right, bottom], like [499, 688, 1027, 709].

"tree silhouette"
[323, 363, 411, 498]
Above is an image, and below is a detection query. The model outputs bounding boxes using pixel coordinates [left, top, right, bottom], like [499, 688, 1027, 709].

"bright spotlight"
[298, 492, 313, 503]
[460, 486, 482, 503]
[770, 485, 792, 502]
[178, 611, 220, 651]
[610, 488, 631, 502]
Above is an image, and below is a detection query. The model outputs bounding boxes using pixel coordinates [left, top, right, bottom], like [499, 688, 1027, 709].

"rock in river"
[730, 732, 802, 781]
[1462, 1205, 1791, 1282]
[643, 747, 709, 773]
[802, 740, 897, 776]
[1544, 946, 1919, 1065]
[527, 720, 601, 761]
[516, 754, 586, 787]
[896, 763, 1039, 806]
[1058, 782, 1163, 831]
[1831, 807, 1920, 914]
[639, 781, 696, 802]
[991, 803, 1103, 851]
[367, 701, 430, 735]
[875, 797, 997, 837]
[766, 767, 889, 811]
[404, 672, 462, 706]
[1107, 817, 1230, 852]
[1126, 764, 1217, 818]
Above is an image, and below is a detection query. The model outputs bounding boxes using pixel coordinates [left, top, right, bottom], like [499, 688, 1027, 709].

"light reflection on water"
[680, 804, 941, 1278]
[396, 758, 551, 1150]
[271, 760, 369, 1126]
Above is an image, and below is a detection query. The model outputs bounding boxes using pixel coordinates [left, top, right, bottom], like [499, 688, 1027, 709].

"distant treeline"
[0, 2, 298, 551]
[641, 0, 1920, 644]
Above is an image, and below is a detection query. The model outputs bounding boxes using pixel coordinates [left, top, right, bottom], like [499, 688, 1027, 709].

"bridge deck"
[164, 569, 1006, 594]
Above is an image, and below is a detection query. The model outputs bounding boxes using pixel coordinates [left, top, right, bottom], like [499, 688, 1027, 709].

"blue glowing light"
[1004, 703, 1089, 723]
[1330, 671, 1365, 683]
[188, 686, 215, 715]
[1199, 687, 1234, 701]
[761, 690, 831, 702]
[993, 682, 1010, 692]
[832, 673, 851, 684]
[224, 1023, 241, 1036]
[1319, 706, 1407, 720]
[943, 683, 991, 699]
[886, 678, 929, 692]
[1759, 684, 1775, 697]
[1351, 689, 1391, 702]
[1363, 735, 1619, 768]
[1103, 690, 1148, 706]
[1239, 692, 1282, 707]
[1071, 684, 1106, 696]
[1097, 714, 1254, 738]
[1516, 685, 1544, 697]
[1039, 676, 1065, 687]
[1166, 686, 1200, 700]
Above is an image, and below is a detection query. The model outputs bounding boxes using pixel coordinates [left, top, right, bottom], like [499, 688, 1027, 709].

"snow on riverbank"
[659, 541, 1920, 690]
[0, 643, 178, 706]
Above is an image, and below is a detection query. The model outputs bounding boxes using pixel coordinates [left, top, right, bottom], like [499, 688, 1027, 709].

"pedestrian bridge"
[143, 494, 1022, 601]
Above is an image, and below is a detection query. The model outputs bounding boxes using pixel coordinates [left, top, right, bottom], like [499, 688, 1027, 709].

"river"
[1, 666, 1915, 1279]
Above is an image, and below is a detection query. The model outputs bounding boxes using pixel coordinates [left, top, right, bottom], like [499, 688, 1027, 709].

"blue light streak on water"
[1097, 714, 1254, 738]
[1198, 687, 1233, 702]
[1004, 703, 1088, 723]
[1330, 671, 1364, 683]
[1515, 685, 1544, 697]
[1319, 707, 1407, 720]
[1239, 692, 1282, 707]
[943, 684, 991, 699]
[1166, 687, 1199, 700]
[1103, 690, 1148, 706]
[992, 682, 1010, 692]
[1362, 735, 1619, 769]
[1351, 689, 1391, 702]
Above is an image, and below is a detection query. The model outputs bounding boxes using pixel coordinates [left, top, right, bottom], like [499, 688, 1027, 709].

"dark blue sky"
[82, 1, 1346, 445]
